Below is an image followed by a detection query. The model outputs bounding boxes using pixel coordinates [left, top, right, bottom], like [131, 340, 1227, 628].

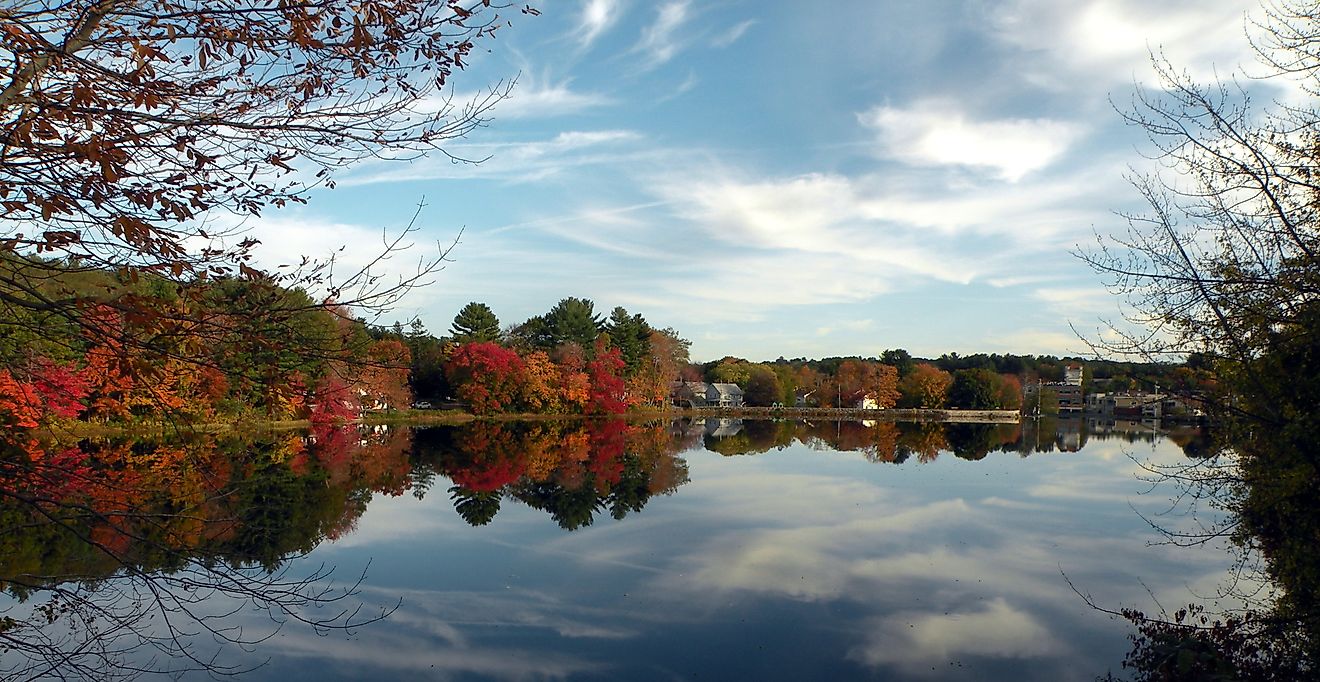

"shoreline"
[653, 407, 1021, 422]
[36, 406, 1021, 440]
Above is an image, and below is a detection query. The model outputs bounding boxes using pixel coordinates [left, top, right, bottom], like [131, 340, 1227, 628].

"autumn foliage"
[0, 290, 416, 429]
[420, 420, 692, 529]
[444, 338, 631, 416]
[586, 341, 628, 415]
[899, 364, 954, 408]
[445, 342, 527, 414]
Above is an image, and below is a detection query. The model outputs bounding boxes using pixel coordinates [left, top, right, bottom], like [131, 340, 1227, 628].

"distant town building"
[1026, 363, 1086, 413]
[1086, 392, 1205, 419]
[1056, 384, 1084, 412]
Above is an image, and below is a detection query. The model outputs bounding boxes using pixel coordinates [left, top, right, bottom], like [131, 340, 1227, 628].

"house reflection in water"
[669, 417, 746, 439]
[704, 418, 744, 438]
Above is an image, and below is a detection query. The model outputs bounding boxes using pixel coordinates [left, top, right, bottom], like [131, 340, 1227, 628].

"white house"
[707, 383, 745, 408]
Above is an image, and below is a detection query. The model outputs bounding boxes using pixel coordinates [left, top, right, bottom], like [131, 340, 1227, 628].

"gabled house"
[671, 381, 709, 408]
[670, 381, 746, 408]
[707, 382, 745, 408]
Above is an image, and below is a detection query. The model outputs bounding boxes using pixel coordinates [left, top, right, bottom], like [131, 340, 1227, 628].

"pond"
[0, 417, 1238, 680]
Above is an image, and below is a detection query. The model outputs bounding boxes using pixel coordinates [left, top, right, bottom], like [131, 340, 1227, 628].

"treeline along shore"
[0, 255, 1211, 435]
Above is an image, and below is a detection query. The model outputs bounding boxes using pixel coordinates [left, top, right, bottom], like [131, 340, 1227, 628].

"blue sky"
[247, 0, 1278, 362]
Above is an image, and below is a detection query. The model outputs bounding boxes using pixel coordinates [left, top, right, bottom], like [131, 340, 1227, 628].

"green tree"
[400, 320, 448, 402]
[449, 302, 501, 344]
[744, 365, 783, 407]
[707, 358, 753, 386]
[771, 364, 799, 405]
[948, 369, 998, 409]
[881, 348, 915, 377]
[605, 307, 652, 375]
[537, 297, 603, 350]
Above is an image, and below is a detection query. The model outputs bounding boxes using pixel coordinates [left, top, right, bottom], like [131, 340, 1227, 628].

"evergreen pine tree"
[543, 297, 602, 349]
[605, 306, 652, 375]
[450, 302, 500, 344]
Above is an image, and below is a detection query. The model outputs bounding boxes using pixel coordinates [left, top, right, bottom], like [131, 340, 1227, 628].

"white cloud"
[712, 19, 755, 48]
[577, 0, 620, 49]
[990, 0, 1256, 90]
[233, 214, 451, 312]
[637, 1, 691, 67]
[468, 154, 1129, 333]
[979, 329, 1092, 357]
[662, 172, 982, 283]
[858, 101, 1087, 182]
[848, 599, 1064, 669]
[438, 75, 610, 123]
[1032, 286, 1122, 317]
[494, 80, 612, 120]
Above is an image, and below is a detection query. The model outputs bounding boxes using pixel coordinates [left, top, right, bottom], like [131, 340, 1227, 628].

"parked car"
[412, 401, 433, 409]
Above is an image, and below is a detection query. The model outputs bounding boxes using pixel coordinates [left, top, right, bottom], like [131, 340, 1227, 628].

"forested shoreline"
[1, 254, 1215, 436]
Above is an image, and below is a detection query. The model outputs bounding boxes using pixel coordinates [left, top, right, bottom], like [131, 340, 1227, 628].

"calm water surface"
[1, 418, 1229, 680]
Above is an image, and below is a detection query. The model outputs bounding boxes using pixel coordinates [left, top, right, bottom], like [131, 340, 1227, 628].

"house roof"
[671, 381, 708, 395]
[709, 382, 744, 397]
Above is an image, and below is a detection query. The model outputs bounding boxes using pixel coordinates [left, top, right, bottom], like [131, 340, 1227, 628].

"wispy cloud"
[637, 1, 691, 68]
[979, 329, 1092, 357]
[711, 19, 755, 48]
[1033, 286, 1123, 317]
[338, 129, 643, 186]
[659, 171, 985, 281]
[858, 100, 1087, 182]
[576, 0, 621, 49]
[494, 79, 612, 120]
[990, 0, 1255, 90]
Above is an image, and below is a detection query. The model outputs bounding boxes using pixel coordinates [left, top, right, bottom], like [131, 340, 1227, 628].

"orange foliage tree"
[0, 370, 40, 429]
[997, 374, 1025, 411]
[831, 360, 900, 408]
[520, 350, 565, 413]
[358, 339, 412, 410]
[899, 363, 954, 408]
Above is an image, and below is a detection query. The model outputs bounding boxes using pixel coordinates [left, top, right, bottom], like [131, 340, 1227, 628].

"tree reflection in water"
[0, 419, 697, 678]
[409, 419, 692, 530]
[6, 416, 1293, 680]
[0, 425, 412, 680]
[1095, 426, 1320, 680]
[682, 416, 1316, 679]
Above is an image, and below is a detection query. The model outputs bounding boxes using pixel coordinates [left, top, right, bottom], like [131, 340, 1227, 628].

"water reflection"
[689, 415, 1209, 462]
[409, 420, 690, 529]
[0, 417, 1296, 680]
[1104, 418, 1320, 679]
[0, 426, 413, 679]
